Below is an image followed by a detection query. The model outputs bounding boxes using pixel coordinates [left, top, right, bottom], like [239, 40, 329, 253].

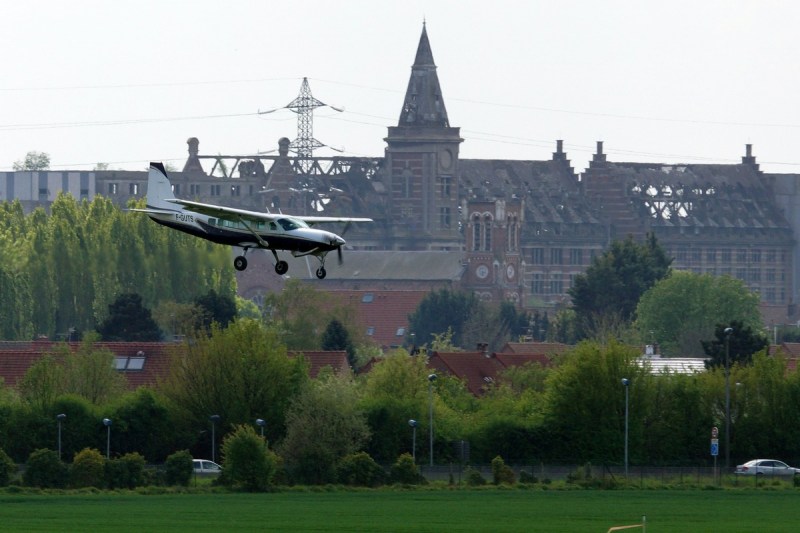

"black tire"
[316, 267, 326, 279]
[275, 260, 289, 275]
[233, 256, 247, 271]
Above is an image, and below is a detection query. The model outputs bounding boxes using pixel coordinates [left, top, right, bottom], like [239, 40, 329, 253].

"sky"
[1, 0, 799, 175]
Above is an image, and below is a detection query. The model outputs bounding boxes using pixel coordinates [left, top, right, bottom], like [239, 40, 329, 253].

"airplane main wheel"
[234, 256, 248, 271]
[315, 267, 327, 279]
[275, 260, 289, 275]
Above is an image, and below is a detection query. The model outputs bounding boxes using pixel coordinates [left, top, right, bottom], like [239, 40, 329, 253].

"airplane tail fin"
[146, 162, 175, 210]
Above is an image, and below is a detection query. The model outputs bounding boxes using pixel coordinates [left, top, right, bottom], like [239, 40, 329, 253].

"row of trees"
[2, 319, 799, 481]
[0, 194, 235, 339]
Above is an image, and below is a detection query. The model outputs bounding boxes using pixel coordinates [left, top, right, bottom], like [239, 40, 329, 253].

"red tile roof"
[500, 342, 570, 356]
[428, 351, 507, 395]
[290, 350, 349, 378]
[323, 290, 430, 349]
[0, 341, 351, 390]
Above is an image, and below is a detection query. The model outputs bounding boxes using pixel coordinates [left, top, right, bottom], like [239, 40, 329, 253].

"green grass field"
[0, 488, 797, 532]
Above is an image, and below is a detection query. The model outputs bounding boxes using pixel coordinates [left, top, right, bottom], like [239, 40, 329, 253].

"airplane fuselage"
[146, 209, 344, 255]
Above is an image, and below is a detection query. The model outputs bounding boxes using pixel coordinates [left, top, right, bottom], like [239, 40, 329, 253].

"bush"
[519, 470, 538, 484]
[220, 424, 277, 492]
[389, 453, 425, 485]
[0, 447, 17, 486]
[465, 467, 487, 486]
[70, 448, 106, 488]
[106, 452, 146, 489]
[491, 455, 516, 485]
[24, 449, 68, 488]
[164, 450, 193, 486]
[336, 452, 386, 487]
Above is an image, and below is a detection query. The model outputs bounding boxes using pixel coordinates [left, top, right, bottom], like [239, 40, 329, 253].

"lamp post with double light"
[621, 378, 630, 478]
[724, 327, 733, 469]
[428, 373, 437, 467]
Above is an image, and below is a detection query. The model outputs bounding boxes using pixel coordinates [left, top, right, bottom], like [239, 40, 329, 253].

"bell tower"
[384, 23, 464, 250]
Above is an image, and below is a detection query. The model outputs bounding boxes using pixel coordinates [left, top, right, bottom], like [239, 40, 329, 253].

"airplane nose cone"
[336, 236, 345, 246]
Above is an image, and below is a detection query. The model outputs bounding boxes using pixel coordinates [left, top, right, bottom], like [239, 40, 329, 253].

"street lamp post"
[408, 419, 418, 462]
[724, 327, 733, 469]
[102, 418, 112, 459]
[428, 373, 437, 467]
[255, 418, 266, 439]
[621, 378, 630, 478]
[56, 414, 66, 460]
[209, 414, 220, 463]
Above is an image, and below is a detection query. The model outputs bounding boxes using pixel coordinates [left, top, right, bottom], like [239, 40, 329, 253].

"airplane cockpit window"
[277, 218, 308, 231]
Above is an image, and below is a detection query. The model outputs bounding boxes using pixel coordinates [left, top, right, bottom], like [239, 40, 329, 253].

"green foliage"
[321, 319, 356, 368]
[637, 271, 763, 356]
[70, 447, 106, 488]
[702, 321, 769, 368]
[280, 373, 370, 484]
[408, 288, 479, 349]
[105, 452, 146, 489]
[162, 319, 309, 445]
[335, 451, 387, 487]
[491, 455, 516, 485]
[164, 450, 193, 486]
[97, 293, 163, 341]
[568, 233, 671, 339]
[389, 453, 424, 485]
[518, 469, 538, 484]
[464, 466, 487, 486]
[220, 424, 277, 492]
[0, 194, 234, 340]
[0, 447, 16, 486]
[262, 279, 338, 350]
[194, 289, 237, 332]
[543, 340, 648, 463]
[13, 151, 50, 170]
[57, 335, 127, 404]
[24, 448, 68, 488]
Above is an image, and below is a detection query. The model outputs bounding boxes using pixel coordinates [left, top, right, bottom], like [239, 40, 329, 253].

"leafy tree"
[58, 335, 127, 404]
[0, 447, 16, 486]
[568, 233, 671, 339]
[194, 289, 237, 332]
[24, 448, 68, 488]
[263, 279, 340, 350]
[359, 351, 431, 462]
[164, 450, 193, 486]
[280, 373, 369, 484]
[13, 151, 50, 171]
[18, 354, 66, 410]
[636, 271, 762, 356]
[162, 319, 309, 445]
[542, 340, 651, 463]
[408, 288, 479, 349]
[220, 424, 277, 492]
[389, 453, 424, 485]
[97, 293, 163, 341]
[702, 321, 769, 369]
[321, 319, 355, 368]
[70, 447, 106, 488]
[336, 451, 386, 487]
[105, 452, 146, 489]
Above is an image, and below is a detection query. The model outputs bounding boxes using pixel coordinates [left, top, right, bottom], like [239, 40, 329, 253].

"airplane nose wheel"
[315, 267, 327, 279]
[275, 260, 289, 275]
[234, 256, 248, 271]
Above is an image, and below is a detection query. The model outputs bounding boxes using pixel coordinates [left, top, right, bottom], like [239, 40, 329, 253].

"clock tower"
[464, 197, 523, 304]
[384, 22, 463, 251]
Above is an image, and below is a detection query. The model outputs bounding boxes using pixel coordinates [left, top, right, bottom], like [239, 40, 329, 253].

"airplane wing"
[168, 199, 372, 224]
[167, 199, 281, 222]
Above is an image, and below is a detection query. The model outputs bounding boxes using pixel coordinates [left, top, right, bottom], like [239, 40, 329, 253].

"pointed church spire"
[398, 23, 450, 127]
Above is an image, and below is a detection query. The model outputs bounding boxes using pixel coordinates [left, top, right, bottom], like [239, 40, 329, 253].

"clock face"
[476, 264, 489, 279]
[506, 264, 515, 279]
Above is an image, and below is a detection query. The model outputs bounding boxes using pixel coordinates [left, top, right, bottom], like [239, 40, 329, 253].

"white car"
[734, 459, 800, 476]
[192, 459, 222, 475]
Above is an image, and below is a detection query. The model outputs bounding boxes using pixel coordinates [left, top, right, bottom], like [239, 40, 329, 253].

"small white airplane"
[131, 162, 372, 279]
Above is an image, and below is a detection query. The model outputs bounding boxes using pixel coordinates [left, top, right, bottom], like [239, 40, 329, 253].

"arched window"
[483, 215, 493, 251]
[472, 214, 481, 251]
